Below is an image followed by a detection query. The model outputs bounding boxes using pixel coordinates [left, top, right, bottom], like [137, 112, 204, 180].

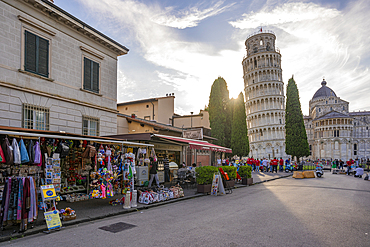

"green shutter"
[92, 61, 99, 93]
[25, 31, 37, 73]
[83, 58, 99, 93]
[84, 58, 91, 90]
[38, 37, 49, 76]
[25, 31, 49, 77]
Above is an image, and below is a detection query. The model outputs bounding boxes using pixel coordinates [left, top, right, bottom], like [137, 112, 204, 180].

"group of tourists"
[244, 157, 291, 173]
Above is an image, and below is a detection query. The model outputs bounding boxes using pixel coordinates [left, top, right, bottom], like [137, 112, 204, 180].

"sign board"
[183, 129, 203, 140]
[44, 210, 62, 230]
[41, 184, 58, 201]
[211, 173, 225, 196]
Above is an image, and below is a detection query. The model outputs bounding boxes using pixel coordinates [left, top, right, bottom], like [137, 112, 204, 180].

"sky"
[55, 0, 370, 116]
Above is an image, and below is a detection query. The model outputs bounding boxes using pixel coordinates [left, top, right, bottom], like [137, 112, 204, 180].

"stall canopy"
[0, 126, 153, 147]
[153, 134, 232, 153]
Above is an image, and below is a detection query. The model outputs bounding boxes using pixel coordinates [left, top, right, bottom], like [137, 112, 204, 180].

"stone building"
[0, 0, 128, 136]
[242, 30, 287, 159]
[304, 79, 370, 161]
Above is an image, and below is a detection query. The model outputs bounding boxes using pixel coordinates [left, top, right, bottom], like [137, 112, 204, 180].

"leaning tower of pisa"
[242, 30, 286, 159]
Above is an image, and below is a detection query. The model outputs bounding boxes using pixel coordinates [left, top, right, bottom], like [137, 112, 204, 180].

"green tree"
[231, 92, 249, 156]
[285, 77, 310, 160]
[208, 77, 230, 147]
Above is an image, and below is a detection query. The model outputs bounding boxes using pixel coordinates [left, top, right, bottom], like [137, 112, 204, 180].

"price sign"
[41, 184, 58, 201]
[44, 210, 62, 230]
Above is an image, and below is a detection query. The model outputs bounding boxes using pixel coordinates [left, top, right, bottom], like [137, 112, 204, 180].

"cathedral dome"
[312, 79, 337, 99]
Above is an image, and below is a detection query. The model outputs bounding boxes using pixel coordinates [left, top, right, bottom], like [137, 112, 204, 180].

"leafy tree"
[231, 92, 249, 157]
[208, 77, 230, 147]
[285, 77, 310, 160]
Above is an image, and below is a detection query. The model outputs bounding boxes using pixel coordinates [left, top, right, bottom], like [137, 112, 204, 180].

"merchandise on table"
[137, 185, 184, 205]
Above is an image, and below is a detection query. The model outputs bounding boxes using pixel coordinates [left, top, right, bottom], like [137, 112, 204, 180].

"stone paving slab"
[0, 172, 292, 242]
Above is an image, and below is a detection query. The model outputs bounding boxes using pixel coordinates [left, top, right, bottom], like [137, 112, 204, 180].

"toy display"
[137, 185, 184, 205]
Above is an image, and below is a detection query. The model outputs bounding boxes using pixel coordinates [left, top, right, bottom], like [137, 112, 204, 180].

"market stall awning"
[153, 134, 232, 153]
[0, 127, 153, 147]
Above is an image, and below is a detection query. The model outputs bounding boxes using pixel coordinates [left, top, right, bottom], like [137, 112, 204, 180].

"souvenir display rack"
[0, 128, 153, 232]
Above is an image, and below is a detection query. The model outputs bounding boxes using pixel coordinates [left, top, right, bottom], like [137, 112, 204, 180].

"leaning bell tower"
[242, 30, 286, 159]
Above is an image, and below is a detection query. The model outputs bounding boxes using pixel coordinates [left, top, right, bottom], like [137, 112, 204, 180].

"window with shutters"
[22, 104, 50, 130]
[24, 31, 49, 77]
[82, 116, 100, 136]
[83, 57, 100, 94]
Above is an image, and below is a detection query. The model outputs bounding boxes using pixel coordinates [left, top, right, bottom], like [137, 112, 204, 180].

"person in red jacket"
[271, 157, 278, 173]
[279, 158, 284, 172]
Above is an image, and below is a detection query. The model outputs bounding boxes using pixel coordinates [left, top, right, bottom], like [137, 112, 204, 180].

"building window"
[82, 116, 99, 136]
[83, 57, 100, 93]
[335, 100, 337, 103]
[22, 104, 49, 130]
[354, 143, 357, 155]
[318, 108, 321, 112]
[24, 31, 49, 77]
[330, 107, 332, 111]
[334, 130, 339, 137]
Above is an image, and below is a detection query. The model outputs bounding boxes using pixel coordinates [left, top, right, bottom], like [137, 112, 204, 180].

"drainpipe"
[150, 101, 155, 120]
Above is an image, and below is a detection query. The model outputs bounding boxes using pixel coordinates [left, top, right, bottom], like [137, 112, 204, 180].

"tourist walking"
[148, 157, 159, 187]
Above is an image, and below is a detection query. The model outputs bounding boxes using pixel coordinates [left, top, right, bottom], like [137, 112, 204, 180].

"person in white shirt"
[262, 158, 269, 172]
[354, 166, 364, 178]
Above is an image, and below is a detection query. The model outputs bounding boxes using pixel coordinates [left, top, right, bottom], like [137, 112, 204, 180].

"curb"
[0, 193, 206, 243]
[0, 175, 292, 243]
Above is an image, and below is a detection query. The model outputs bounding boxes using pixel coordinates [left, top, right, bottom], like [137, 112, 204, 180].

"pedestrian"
[271, 157, 278, 173]
[279, 157, 284, 172]
[262, 158, 269, 172]
[148, 157, 159, 187]
[163, 155, 170, 183]
[255, 158, 259, 172]
[339, 159, 344, 169]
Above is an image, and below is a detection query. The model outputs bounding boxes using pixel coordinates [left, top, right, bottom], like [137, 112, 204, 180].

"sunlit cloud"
[77, 0, 370, 116]
[229, 1, 370, 115]
[151, 1, 235, 29]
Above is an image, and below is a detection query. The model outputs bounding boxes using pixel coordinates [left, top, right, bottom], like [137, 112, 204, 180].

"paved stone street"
[3, 172, 370, 247]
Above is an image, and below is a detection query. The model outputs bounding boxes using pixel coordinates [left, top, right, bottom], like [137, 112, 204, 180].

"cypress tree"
[231, 92, 249, 156]
[208, 77, 230, 147]
[285, 77, 310, 160]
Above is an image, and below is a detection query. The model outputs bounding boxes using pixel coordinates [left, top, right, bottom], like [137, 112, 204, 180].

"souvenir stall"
[0, 128, 154, 231]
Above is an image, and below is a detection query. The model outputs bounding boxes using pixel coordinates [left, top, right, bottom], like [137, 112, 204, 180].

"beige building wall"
[117, 96, 174, 124]
[173, 110, 210, 129]
[0, 0, 127, 136]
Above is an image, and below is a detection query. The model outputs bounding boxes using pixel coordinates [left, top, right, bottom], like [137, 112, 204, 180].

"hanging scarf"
[16, 178, 24, 221]
[12, 138, 21, 164]
[19, 139, 30, 164]
[22, 177, 30, 220]
[1, 178, 11, 225]
[28, 177, 37, 222]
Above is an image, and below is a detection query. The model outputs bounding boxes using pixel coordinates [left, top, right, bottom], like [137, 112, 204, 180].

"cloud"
[78, 0, 370, 117]
[78, 0, 243, 113]
[229, 2, 340, 29]
[151, 1, 235, 29]
[228, 1, 370, 115]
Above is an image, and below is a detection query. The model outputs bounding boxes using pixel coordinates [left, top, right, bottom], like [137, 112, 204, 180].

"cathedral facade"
[304, 80, 370, 161]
